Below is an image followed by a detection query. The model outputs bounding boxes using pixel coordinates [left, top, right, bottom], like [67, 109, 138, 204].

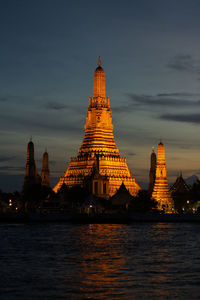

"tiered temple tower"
[152, 141, 174, 212]
[54, 57, 140, 197]
[41, 150, 50, 187]
[23, 139, 40, 189]
[148, 148, 156, 195]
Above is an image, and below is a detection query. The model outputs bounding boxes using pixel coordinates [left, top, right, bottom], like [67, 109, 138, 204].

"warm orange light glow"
[152, 142, 174, 213]
[54, 59, 140, 196]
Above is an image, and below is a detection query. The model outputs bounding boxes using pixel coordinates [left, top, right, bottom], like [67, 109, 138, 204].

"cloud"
[127, 93, 200, 107]
[112, 92, 200, 114]
[157, 92, 200, 98]
[0, 97, 7, 102]
[127, 152, 136, 156]
[0, 95, 32, 104]
[0, 93, 86, 116]
[43, 101, 85, 114]
[45, 102, 68, 110]
[112, 105, 134, 113]
[167, 54, 200, 74]
[160, 113, 200, 125]
[113, 91, 200, 128]
[0, 156, 16, 162]
[0, 113, 82, 134]
[0, 166, 24, 172]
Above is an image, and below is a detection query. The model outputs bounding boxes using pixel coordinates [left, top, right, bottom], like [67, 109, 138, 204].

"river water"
[0, 223, 200, 299]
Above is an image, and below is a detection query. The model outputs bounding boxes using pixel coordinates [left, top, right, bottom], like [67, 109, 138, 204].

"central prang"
[54, 57, 140, 198]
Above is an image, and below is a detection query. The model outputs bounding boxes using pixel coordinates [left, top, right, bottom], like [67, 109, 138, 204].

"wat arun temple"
[54, 58, 140, 198]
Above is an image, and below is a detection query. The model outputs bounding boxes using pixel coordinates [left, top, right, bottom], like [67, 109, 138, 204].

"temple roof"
[95, 65, 104, 71]
[28, 141, 34, 146]
[95, 56, 104, 71]
[111, 183, 133, 205]
[170, 174, 190, 194]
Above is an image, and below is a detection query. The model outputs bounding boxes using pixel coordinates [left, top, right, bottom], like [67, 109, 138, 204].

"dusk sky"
[1, 0, 200, 192]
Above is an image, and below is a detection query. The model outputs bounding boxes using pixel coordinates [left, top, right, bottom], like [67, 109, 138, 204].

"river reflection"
[0, 223, 200, 299]
[72, 224, 128, 298]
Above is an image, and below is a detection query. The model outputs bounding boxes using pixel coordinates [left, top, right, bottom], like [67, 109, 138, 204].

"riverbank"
[1, 212, 200, 223]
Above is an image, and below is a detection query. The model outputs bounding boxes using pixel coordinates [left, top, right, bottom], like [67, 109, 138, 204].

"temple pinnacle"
[93, 56, 105, 98]
[148, 147, 156, 195]
[41, 149, 50, 187]
[98, 56, 101, 66]
[23, 139, 40, 190]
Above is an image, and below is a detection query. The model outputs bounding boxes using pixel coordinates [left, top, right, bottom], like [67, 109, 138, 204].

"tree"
[22, 184, 53, 212]
[58, 184, 89, 211]
[130, 190, 157, 213]
[190, 180, 200, 203]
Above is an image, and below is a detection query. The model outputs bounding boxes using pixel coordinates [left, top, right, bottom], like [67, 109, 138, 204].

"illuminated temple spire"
[152, 141, 174, 213]
[54, 58, 140, 197]
[80, 57, 118, 155]
[93, 56, 106, 99]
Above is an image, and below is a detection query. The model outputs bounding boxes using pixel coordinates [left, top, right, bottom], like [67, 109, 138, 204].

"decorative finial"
[152, 146, 154, 152]
[30, 135, 32, 142]
[98, 56, 101, 66]
[45, 147, 47, 153]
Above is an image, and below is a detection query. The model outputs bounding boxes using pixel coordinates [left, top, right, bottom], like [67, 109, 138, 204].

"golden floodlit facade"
[54, 57, 140, 197]
[152, 141, 174, 213]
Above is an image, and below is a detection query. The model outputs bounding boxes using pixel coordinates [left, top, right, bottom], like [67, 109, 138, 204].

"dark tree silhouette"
[130, 190, 157, 213]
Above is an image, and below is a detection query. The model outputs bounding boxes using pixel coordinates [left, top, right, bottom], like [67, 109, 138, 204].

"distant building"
[23, 139, 41, 190]
[148, 148, 156, 195]
[80, 194, 104, 214]
[170, 173, 191, 212]
[152, 140, 174, 213]
[54, 57, 140, 197]
[111, 183, 133, 210]
[41, 150, 50, 188]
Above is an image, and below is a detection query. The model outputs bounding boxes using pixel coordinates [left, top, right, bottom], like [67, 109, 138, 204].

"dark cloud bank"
[167, 54, 200, 75]
[127, 92, 200, 108]
[161, 113, 200, 124]
[113, 92, 200, 125]
[0, 156, 16, 163]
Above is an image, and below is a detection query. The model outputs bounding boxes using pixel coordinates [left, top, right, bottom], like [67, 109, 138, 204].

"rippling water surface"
[0, 222, 200, 299]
